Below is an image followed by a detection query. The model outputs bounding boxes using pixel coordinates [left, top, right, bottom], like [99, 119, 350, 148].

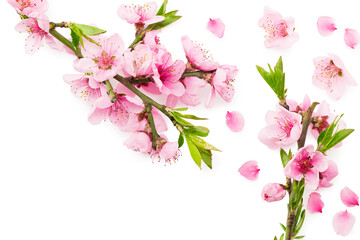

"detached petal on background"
[238, 160, 260, 180]
[344, 28, 360, 49]
[206, 18, 225, 38]
[341, 187, 359, 207]
[317, 16, 337, 36]
[307, 192, 324, 213]
[333, 210, 356, 236]
[226, 111, 245, 132]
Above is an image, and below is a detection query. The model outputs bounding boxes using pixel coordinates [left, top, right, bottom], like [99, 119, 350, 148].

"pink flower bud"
[340, 187, 359, 207]
[261, 183, 286, 202]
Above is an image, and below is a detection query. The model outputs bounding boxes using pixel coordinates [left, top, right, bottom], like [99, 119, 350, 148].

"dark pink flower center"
[17, 0, 32, 11]
[29, 24, 47, 37]
[297, 153, 314, 174]
[276, 116, 295, 139]
[95, 51, 115, 70]
[312, 115, 330, 134]
[277, 23, 288, 37]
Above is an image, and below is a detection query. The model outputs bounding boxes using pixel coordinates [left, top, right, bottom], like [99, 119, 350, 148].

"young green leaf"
[150, 10, 182, 30]
[323, 129, 354, 151]
[178, 134, 184, 148]
[188, 134, 221, 151]
[293, 236, 305, 239]
[280, 223, 286, 232]
[70, 29, 80, 48]
[184, 134, 201, 168]
[173, 107, 188, 111]
[199, 148, 212, 169]
[280, 148, 290, 168]
[179, 114, 208, 120]
[156, 0, 168, 16]
[71, 23, 106, 35]
[185, 126, 210, 137]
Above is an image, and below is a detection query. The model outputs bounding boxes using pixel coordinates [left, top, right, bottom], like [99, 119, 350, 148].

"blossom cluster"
[9, 0, 238, 167]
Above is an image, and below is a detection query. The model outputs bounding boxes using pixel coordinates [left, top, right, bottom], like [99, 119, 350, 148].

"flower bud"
[261, 183, 286, 202]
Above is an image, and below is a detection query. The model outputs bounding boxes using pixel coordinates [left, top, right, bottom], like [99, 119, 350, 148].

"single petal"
[166, 94, 178, 108]
[304, 168, 320, 190]
[307, 192, 324, 213]
[344, 28, 360, 49]
[205, 87, 217, 108]
[332, 210, 356, 236]
[238, 160, 260, 181]
[319, 160, 338, 188]
[206, 18, 225, 38]
[226, 111, 245, 132]
[25, 34, 42, 55]
[88, 107, 107, 125]
[341, 187, 359, 207]
[317, 16, 337, 36]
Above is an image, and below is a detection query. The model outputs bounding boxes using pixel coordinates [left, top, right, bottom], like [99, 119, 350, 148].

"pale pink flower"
[332, 210, 356, 236]
[261, 183, 286, 202]
[344, 28, 360, 49]
[15, 15, 61, 55]
[226, 111, 245, 132]
[341, 187, 359, 207]
[8, 0, 48, 17]
[63, 74, 104, 104]
[151, 141, 180, 164]
[307, 192, 324, 213]
[206, 65, 238, 107]
[179, 77, 207, 106]
[284, 145, 328, 190]
[124, 132, 152, 154]
[318, 160, 338, 188]
[121, 44, 154, 78]
[312, 54, 357, 100]
[117, 2, 165, 26]
[238, 160, 260, 180]
[206, 18, 225, 38]
[258, 106, 302, 149]
[181, 36, 220, 71]
[317, 16, 337, 36]
[258, 7, 299, 48]
[74, 34, 125, 82]
[88, 94, 143, 127]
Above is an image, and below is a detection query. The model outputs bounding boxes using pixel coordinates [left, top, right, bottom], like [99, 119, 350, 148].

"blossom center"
[95, 51, 115, 70]
[297, 153, 314, 174]
[276, 116, 295, 139]
[17, 0, 32, 11]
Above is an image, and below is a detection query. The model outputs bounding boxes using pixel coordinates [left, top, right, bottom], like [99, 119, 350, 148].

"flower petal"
[206, 18, 225, 38]
[317, 16, 337, 36]
[341, 187, 359, 207]
[344, 28, 360, 49]
[238, 160, 260, 181]
[226, 111, 245, 132]
[307, 192, 324, 213]
[332, 210, 356, 236]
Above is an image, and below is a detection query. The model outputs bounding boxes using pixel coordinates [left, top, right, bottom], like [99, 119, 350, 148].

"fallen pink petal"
[333, 210, 356, 236]
[238, 160, 260, 180]
[341, 187, 359, 207]
[206, 18, 225, 38]
[307, 192, 324, 213]
[226, 111, 245, 132]
[317, 16, 337, 36]
[344, 28, 360, 49]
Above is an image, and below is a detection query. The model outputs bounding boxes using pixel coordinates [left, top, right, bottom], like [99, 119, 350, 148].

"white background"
[1, 0, 360, 239]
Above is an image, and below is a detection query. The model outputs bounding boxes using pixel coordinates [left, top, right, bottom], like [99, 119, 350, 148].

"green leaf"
[70, 29, 80, 48]
[199, 148, 212, 169]
[178, 134, 184, 148]
[82, 34, 100, 46]
[184, 134, 201, 168]
[256, 65, 273, 88]
[170, 112, 193, 127]
[294, 236, 305, 239]
[156, 0, 168, 16]
[294, 210, 306, 235]
[280, 148, 290, 168]
[150, 10, 182, 31]
[280, 223, 286, 232]
[186, 126, 210, 137]
[179, 114, 208, 120]
[274, 237, 278, 240]
[324, 129, 354, 151]
[275, 56, 283, 73]
[173, 107, 188, 111]
[71, 23, 106, 36]
[188, 134, 221, 151]
[279, 234, 284, 240]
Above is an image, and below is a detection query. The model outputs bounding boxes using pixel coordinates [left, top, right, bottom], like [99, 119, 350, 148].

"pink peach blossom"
[181, 36, 220, 71]
[312, 54, 356, 100]
[226, 111, 245, 132]
[121, 44, 154, 78]
[179, 77, 207, 106]
[63, 74, 104, 104]
[124, 132, 152, 154]
[261, 183, 286, 202]
[15, 15, 61, 55]
[74, 34, 125, 82]
[258, 7, 299, 48]
[284, 145, 328, 189]
[344, 28, 360, 49]
[319, 160, 338, 188]
[117, 2, 165, 26]
[333, 210, 356, 236]
[307, 192, 324, 213]
[206, 18, 225, 38]
[151, 141, 180, 164]
[238, 160, 260, 180]
[8, 0, 48, 17]
[317, 16, 337, 36]
[206, 65, 238, 107]
[258, 105, 302, 149]
[341, 187, 359, 207]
